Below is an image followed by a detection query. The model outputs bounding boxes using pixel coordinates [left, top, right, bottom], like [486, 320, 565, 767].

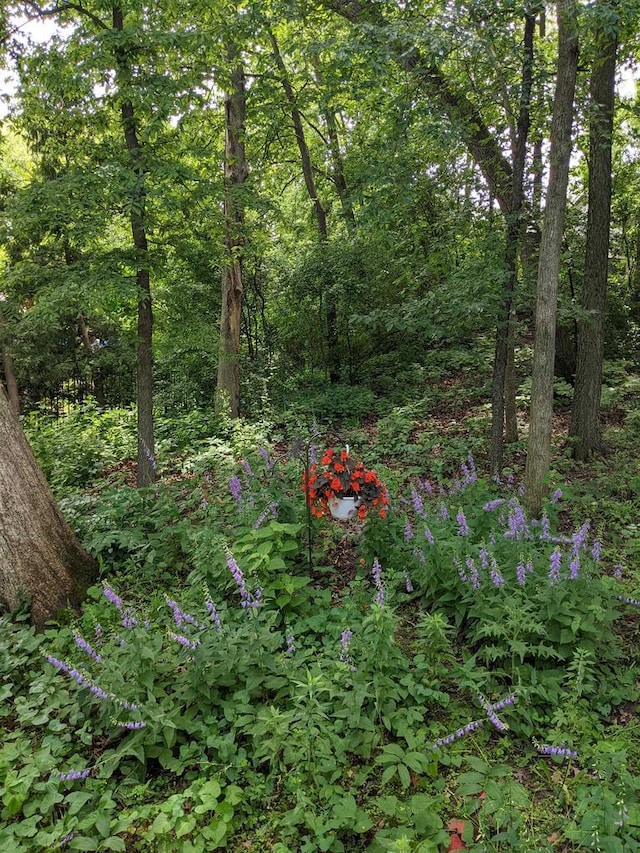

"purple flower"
[228, 475, 243, 505]
[504, 501, 530, 540]
[618, 595, 640, 607]
[94, 623, 103, 640]
[420, 479, 433, 496]
[412, 547, 426, 565]
[73, 632, 102, 663]
[516, 561, 526, 586]
[549, 548, 562, 585]
[141, 440, 157, 472]
[60, 833, 76, 847]
[614, 564, 624, 580]
[432, 718, 484, 750]
[483, 498, 504, 512]
[309, 445, 317, 465]
[489, 560, 504, 588]
[103, 584, 123, 611]
[372, 558, 385, 607]
[591, 539, 602, 562]
[439, 504, 449, 521]
[286, 634, 295, 655]
[424, 527, 435, 545]
[121, 608, 137, 630]
[227, 550, 247, 596]
[259, 447, 274, 470]
[479, 693, 508, 731]
[465, 556, 480, 589]
[58, 768, 91, 781]
[254, 501, 279, 529]
[171, 632, 200, 650]
[241, 459, 254, 478]
[550, 488, 563, 504]
[569, 556, 580, 580]
[404, 521, 414, 541]
[479, 548, 489, 569]
[340, 629, 353, 662]
[115, 719, 147, 729]
[539, 514, 551, 541]
[205, 596, 222, 630]
[491, 693, 517, 712]
[537, 743, 577, 759]
[411, 487, 424, 517]
[572, 522, 590, 556]
[241, 587, 264, 609]
[404, 572, 414, 593]
[166, 598, 200, 629]
[456, 509, 470, 536]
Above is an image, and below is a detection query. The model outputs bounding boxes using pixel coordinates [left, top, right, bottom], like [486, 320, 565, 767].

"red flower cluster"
[302, 448, 389, 520]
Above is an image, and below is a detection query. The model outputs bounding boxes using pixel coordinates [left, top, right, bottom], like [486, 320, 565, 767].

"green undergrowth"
[2, 409, 640, 851]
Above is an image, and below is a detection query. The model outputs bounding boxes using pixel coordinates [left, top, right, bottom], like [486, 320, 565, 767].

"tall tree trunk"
[113, 4, 155, 486]
[217, 49, 247, 419]
[0, 309, 19, 416]
[268, 29, 340, 382]
[569, 5, 617, 460]
[490, 11, 535, 472]
[0, 385, 97, 626]
[524, 0, 579, 516]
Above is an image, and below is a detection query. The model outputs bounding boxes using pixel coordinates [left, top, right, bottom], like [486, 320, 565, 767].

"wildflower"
[121, 608, 137, 630]
[432, 719, 484, 750]
[478, 547, 489, 569]
[228, 475, 243, 505]
[439, 504, 449, 520]
[372, 558, 385, 607]
[205, 596, 222, 630]
[569, 556, 580, 581]
[420, 479, 434, 496]
[60, 833, 76, 847]
[490, 693, 517, 712]
[73, 632, 102, 663]
[404, 521, 414, 540]
[479, 693, 508, 731]
[618, 595, 640, 607]
[254, 501, 279, 529]
[404, 572, 414, 593]
[551, 488, 563, 504]
[465, 556, 480, 589]
[103, 584, 123, 611]
[339, 629, 353, 662]
[539, 514, 551, 541]
[241, 459, 254, 478]
[309, 444, 317, 465]
[58, 768, 91, 782]
[411, 487, 424, 517]
[516, 561, 526, 586]
[489, 559, 504, 588]
[571, 522, 590, 556]
[548, 548, 562, 585]
[424, 527, 435, 545]
[227, 550, 247, 597]
[456, 509, 469, 536]
[613, 564, 624, 580]
[241, 587, 264, 609]
[591, 538, 602, 562]
[536, 743, 578, 759]
[286, 634, 295, 655]
[166, 598, 200, 629]
[504, 501, 530, 540]
[259, 446, 274, 470]
[141, 440, 157, 472]
[115, 719, 147, 729]
[483, 498, 504, 512]
[171, 632, 200, 651]
[94, 623, 103, 640]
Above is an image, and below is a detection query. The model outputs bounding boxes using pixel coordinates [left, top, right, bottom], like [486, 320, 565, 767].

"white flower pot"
[328, 496, 360, 520]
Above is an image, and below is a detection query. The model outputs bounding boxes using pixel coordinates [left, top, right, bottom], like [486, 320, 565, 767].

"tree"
[524, 0, 579, 515]
[0, 384, 97, 625]
[569, 0, 618, 460]
[217, 41, 248, 419]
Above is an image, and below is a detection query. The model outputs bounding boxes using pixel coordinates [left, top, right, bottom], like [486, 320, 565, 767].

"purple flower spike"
[479, 693, 509, 731]
[483, 499, 504, 512]
[404, 521, 414, 541]
[548, 548, 562, 585]
[537, 743, 578, 759]
[411, 487, 424, 517]
[591, 539, 602, 562]
[490, 560, 505, 588]
[516, 561, 526, 586]
[73, 633, 102, 664]
[456, 509, 470, 536]
[424, 527, 435, 545]
[58, 767, 92, 781]
[103, 584, 123, 611]
[404, 572, 414, 593]
[550, 488, 563, 504]
[171, 632, 200, 651]
[228, 475, 243, 505]
[115, 719, 147, 730]
[205, 597, 222, 630]
[286, 634, 295, 655]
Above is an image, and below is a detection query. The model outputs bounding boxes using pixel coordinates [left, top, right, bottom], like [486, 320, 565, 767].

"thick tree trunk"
[0, 386, 97, 626]
[113, 4, 155, 486]
[0, 310, 19, 415]
[217, 53, 247, 419]
[524, 0, 579, 516]
[569, 9, 617, 461]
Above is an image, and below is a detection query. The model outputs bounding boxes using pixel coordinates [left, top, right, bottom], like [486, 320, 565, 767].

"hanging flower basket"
[302, 447, 388, 521]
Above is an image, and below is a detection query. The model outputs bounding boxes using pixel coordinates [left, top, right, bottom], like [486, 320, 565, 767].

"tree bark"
[0, 308, 19, 416]
[524, 0, 579, 516]
[217, 49, 247, 420]
[0, 385, 97, 626]
[569, 5, 617, 461]
[113, 3, 155, 486]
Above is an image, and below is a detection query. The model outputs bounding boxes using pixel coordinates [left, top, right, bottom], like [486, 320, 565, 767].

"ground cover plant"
[2, 394, 640, 852]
